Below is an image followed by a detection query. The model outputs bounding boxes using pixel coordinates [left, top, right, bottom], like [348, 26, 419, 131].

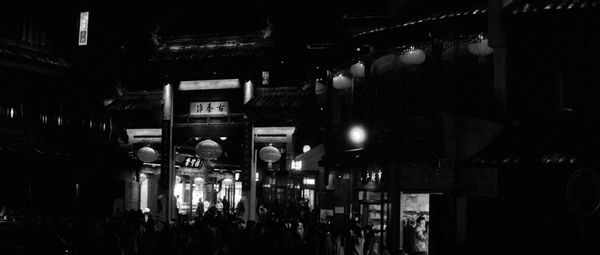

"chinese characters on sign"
[262, 71, 269, 85]
[291, 160, 302, 171]
[78, 12, 89, 46]
[189, 101, 229, 116]
[184, 157, 202, 168]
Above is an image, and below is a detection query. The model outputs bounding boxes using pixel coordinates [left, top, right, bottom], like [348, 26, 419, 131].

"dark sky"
[1, 0, 488, 98]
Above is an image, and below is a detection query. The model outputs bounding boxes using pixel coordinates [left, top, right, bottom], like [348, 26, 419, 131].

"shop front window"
[192, 177, 204, 214]
[400, 193, 430, 254]
[174, 175, 193, 215]
[302, 189, 314, 209]
[357, 190, 390, 255]
[234, 181, 242, 207]
[217, 178, 235, 210]
[140, 174, 149, 211]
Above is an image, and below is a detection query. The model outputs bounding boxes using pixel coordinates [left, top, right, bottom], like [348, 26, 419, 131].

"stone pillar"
[160, 83, 175, 223]
[147, 174, 159, 216]
[249, 146, 257, 221]
[488, 0, 513, 110]
[387, 162, 401, 253]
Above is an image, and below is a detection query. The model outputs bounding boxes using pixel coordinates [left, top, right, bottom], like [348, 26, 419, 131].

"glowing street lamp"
[302, 145, 311, 153]
[348, 125, 367, 145]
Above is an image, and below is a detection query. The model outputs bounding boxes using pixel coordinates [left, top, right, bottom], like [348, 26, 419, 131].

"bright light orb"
[302, 145, 311, 153]
[349, 125, 367, 144]
[332, 73, 352, 90]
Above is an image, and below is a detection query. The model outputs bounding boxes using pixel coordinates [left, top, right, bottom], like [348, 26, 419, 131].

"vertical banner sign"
[262, 71, 269, 85]
[78, 12, 89, 46]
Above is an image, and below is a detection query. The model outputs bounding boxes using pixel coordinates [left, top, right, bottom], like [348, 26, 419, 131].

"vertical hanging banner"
[78, 11, 89, 46]
[262, 71, 269, 85]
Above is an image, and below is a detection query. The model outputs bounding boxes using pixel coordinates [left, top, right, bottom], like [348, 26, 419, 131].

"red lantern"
[372, 54, 404, 75]
[399, 47, 426, 66]
[350, 61, 365, 78]
[332, 73, 352, 90]
[315, 80, 326, 96]
[468, 35, 494, 61]
[137, 146, 159, 163]
[259, 145, 281, 168]
[195, 139, 222, 160]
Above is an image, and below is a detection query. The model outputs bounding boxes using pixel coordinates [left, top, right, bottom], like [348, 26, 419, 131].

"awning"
[295, 144, 326, 171]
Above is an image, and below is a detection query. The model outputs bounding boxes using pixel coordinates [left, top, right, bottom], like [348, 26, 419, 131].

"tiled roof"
[0, 137, 73, 157]
[107, 91, 163, 111]
[354, 5, 487, 37]
[153, 47, 268, 61]
[0, 39, 70, 69]
[151, 32, 272, 62]
[246, 87, 311, 108]
[354, 0, 599, 38]
[511, 0, 600, 14]
[466, 120, 597, 167]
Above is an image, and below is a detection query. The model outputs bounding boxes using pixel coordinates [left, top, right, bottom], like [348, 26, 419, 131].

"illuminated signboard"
[78, 12, 89, 46]
[189, 101, 228, 116]
[184, 157, 203, 168]
[179, 79, 240, 91]
[291, 160, 302, 171]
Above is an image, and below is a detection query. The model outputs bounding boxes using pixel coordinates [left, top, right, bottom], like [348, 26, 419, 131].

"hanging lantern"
[350, 61, 365, 78]
[468, 35, 494, 57]
[136, 146, 159, 163]
[315, 79, 326, 96]
[195, 139, 222, 160]
[332, 72, 352, 90]
[259, 144, 281, 169]
[372, 54, 404, 75]
[441, 40, 459, 61]
[193, 177, 204, 185]
[222, 178, 234, 186]
[399, 47, 426, 66]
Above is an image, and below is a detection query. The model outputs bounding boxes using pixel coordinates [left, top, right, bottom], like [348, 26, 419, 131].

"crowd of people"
[1, 200, 400, 255]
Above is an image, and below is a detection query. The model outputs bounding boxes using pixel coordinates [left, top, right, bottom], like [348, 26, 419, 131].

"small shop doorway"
[399, 192, 445, 255]
[400, 193, 429, 254]
[356, 190, 392, 254]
